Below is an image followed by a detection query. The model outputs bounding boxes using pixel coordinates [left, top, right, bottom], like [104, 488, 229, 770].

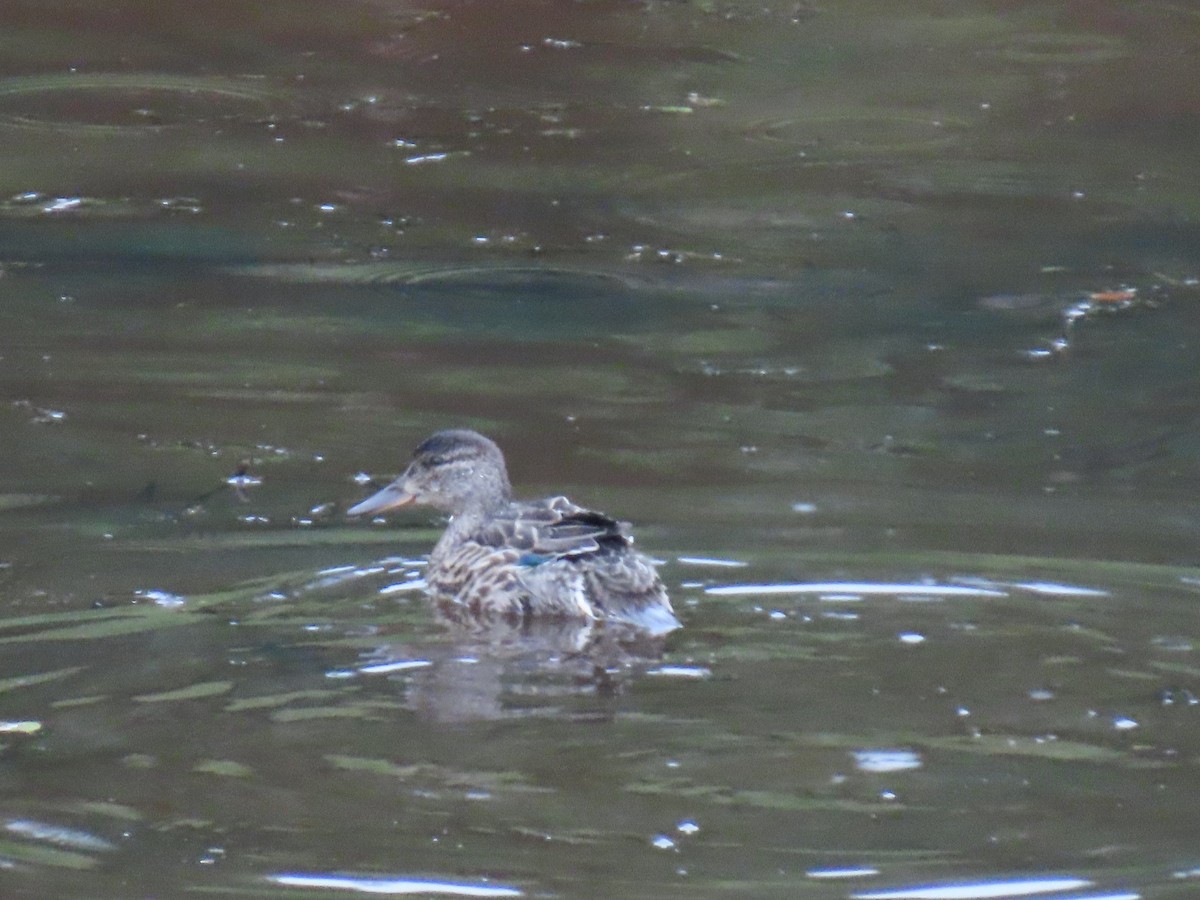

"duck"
[347, 429, 679, 634]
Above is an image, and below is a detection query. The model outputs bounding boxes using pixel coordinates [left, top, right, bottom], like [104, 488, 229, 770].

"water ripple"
[853, 749, 923, 773]
[268, 872, 522, 896]
[0, 72, 292, 133]
[4, 819, 116, 853]
[853, 876, 1093, 899]
[705, 582, 1007, 598]
[807, 866, 881, 879]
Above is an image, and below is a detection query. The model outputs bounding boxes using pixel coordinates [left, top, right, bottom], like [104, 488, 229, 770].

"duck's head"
[347, 429, 512, 517]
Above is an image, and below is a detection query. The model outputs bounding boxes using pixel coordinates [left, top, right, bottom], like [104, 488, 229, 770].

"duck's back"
[427, 496, 675, 630]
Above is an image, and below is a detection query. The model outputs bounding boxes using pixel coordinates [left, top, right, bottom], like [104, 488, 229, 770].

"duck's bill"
[347, 483, 416, 517]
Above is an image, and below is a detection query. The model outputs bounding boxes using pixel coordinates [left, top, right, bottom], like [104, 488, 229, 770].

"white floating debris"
[676, 820, 700, 835]
[650, 834, 677, 850]
[791, 502, 819, 514]
[898, 633, 926, 645]
[705, 582, 1007, 598]
[0, 721, 42, 734]
[1112, 716, 1139, 731]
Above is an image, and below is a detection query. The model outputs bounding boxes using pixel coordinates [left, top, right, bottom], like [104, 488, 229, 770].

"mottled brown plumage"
[348, 430, 678, 634]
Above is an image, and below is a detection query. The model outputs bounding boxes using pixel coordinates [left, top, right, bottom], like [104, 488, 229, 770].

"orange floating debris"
[1088, 288, 1137, 303]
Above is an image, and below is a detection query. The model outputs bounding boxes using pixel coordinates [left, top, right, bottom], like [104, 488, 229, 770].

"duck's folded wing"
[533, 515, 626, 556]
[479, 497, 630, 560]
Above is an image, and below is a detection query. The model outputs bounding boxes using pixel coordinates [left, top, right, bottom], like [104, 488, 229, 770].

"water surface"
[2, 1, 1199, 897]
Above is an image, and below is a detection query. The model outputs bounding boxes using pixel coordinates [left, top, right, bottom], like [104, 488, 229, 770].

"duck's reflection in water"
[358, 605, 673, 724]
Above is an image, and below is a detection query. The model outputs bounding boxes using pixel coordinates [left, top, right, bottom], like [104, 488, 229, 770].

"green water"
[2, 1, 1200, 897]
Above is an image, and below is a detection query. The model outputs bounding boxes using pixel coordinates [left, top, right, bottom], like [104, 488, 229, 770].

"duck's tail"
[583, 555, 680, 636]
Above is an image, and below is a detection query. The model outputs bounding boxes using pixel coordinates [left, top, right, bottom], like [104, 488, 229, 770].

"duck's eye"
[425, 454, 449, 467]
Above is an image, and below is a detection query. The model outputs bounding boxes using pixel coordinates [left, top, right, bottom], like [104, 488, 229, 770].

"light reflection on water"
[270, 872, 523, 896]
[704, 582, 1010, 597]
[850, 876, 1094, 899]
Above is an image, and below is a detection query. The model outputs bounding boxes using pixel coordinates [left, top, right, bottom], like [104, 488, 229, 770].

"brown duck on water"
[348, 429, 679, 635]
